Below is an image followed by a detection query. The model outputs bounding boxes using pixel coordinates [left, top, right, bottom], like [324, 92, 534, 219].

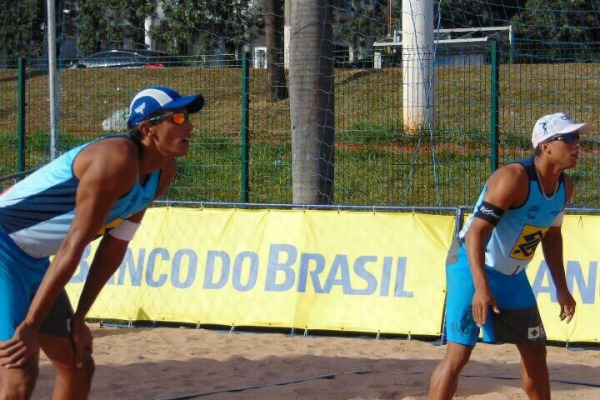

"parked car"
[69, 49, 178, 69]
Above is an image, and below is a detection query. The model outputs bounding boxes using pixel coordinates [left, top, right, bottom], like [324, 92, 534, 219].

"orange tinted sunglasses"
[146, 111, 189, 125]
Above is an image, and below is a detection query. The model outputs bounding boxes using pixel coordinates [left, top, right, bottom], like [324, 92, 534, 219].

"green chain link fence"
[0, 51, 599, 207]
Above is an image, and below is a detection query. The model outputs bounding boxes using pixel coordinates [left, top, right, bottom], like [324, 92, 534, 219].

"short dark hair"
[128, 127, 142, 140]
[128, 110, 171, 139]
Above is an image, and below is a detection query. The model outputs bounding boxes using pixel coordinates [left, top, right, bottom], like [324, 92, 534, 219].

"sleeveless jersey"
[0, 136, 161, 258]
[459, 157, 566, 275]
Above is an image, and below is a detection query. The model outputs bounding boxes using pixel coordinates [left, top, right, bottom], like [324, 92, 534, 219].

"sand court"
[32, 324, 600, 400]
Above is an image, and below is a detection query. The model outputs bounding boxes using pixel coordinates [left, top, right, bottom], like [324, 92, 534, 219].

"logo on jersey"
[510, 224, 549, 260]
[526, 205, 539, 220]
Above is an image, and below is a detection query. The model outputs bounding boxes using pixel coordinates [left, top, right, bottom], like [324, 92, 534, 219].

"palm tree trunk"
[264, 0, 288, 101]
[289, 0, 335, 204]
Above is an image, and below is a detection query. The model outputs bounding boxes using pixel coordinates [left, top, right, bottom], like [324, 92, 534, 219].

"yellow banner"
[461, 213, 600, 343]
[66, 208, 455, 336]
[527, 215, 600, 343]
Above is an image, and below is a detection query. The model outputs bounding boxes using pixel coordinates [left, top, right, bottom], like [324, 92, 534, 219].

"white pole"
[402, 0, 434, 132]
[509, 24, 514, 64]
[146, 0, 165, 50]
[47, 0, 59, 159]
[144, 16, 154, 50]
[284, 0, 290, 69]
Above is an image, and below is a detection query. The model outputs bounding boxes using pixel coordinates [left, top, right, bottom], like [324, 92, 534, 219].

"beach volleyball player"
[429, 112, 586, 399]
[0, 86, 203, 399]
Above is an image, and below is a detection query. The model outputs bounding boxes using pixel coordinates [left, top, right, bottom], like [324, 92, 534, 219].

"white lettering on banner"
[72, 243, 414, 297]
[531, 260, 598, 304]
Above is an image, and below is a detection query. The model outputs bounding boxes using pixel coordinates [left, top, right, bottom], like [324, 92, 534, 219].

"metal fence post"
[18, 57, 26, 174]
[490, 41, 499, 172]
[241, 51, 250, 203]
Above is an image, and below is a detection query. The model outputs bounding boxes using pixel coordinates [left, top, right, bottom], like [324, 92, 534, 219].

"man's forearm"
[465, 235, 489, 289]
[75, 237, 128, 319]
[25, 249, 85, 330]
[542, 236, 569, 292]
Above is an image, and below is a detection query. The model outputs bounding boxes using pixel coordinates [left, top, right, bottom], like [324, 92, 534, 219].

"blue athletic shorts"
[444, 240, 545, 346]
[0, 226, 72, 341]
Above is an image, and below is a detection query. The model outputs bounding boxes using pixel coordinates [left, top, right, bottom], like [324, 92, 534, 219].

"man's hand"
[557, 288, 576, 323]
[0, 322, 40, 368]
[70, 316, 93, 368]
[472, 286, 500, 327]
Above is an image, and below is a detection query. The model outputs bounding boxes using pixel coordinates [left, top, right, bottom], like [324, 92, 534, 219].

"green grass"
[1, 63, 599, 207]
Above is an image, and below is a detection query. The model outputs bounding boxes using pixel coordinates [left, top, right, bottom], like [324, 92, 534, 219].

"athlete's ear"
[137, 121, 155, 139]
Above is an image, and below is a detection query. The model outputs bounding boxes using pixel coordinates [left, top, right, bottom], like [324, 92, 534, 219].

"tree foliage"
[436, 0, 523, 29]
[333, 0, 391, 51]
[510, 0, 600, 60]
[75, 0, 263, 56]
[148, 0, 205, 55]
[150, 0, 263, 56]
[77, 0, 152, 54]
[2, 0, 600, 65]
[0, 0, 46, 63]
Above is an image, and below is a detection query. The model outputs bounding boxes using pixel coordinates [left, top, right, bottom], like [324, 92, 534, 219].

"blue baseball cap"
[127, 86, 204, 128]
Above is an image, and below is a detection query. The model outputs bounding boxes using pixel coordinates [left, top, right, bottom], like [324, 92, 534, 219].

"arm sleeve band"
[108, 220, 141, 241]
[551, 211, 564, 227]
[474, 200, 505, 226]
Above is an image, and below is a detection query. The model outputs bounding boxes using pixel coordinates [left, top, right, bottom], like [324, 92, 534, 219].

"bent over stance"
[429, 112, 587, 400]
[0, 86, 204, 399]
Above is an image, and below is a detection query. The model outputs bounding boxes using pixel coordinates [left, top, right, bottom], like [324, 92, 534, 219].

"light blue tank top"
[459, 157, 566, 275]
[0, 135, 161, 258]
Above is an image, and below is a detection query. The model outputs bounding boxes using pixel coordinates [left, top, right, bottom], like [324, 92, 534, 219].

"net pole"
[402, 0, 434, 132]
[241, 50, 250, 203]
[490, 41, 499, 172]
[46, 0, 59, 159]
[18, 58, 26, 173]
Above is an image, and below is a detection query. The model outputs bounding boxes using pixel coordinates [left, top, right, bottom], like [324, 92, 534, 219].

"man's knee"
[55, 352, 95, 385]
[443, 342, 474, 371]
[519, 343, 548, 370]
[0, 361, 40, 400]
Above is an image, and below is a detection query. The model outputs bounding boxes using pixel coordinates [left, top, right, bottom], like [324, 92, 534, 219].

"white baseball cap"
[531, 112, 588, 148]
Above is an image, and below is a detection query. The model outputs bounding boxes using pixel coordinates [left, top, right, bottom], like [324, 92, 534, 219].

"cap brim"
[557, 122, 589, 135]
[165, 94, 205, 114]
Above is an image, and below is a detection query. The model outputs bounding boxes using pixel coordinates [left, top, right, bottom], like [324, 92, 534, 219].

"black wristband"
[474, 200, 505, 225]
